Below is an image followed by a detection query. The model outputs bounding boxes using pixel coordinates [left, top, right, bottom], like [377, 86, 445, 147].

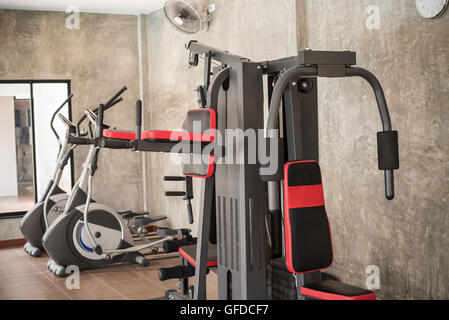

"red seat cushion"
[103, 129, 136, 140]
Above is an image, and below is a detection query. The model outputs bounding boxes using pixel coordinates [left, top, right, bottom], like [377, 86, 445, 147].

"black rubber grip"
[377, 131, 399, 170]
[165, 191, 186, 197]
[136, 100, 142, 126]
[158, 265, 195, 281]
[105, 86, 127, 108]
[67, 136, 91, 145]
[95, 104, 104, 139]
[164, 176, 186, 181]
[187, 201, 194, 224]
[101, 139, 132, 149]
[163, 238, 197, 254]
[104, 97, 123, 112]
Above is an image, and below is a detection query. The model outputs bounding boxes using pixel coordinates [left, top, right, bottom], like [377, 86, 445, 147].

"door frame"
[0, 79, 73, 219]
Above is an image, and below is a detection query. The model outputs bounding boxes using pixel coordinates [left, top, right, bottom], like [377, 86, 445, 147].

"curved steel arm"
[345, 67, 392, 131]
[266, 66, 318, 135]
[266, 64, 396, 200]
[51, 94, 74, 151]
[345, 67, 395, 200]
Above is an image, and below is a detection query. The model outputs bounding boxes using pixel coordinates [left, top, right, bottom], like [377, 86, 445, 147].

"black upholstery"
[284, 161, 333, 274]
[301, 280, 376, 300]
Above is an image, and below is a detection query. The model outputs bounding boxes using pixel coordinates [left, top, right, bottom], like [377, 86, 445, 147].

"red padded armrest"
[103, 129, 136, 140]
[141, 130, 215, 142]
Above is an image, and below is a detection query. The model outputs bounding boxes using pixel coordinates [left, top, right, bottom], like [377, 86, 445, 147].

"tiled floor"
[0, 246, 218, 300]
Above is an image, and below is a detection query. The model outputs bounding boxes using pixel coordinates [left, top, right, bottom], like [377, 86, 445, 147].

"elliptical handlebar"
[76, 86, 127, 136]
[266, 64, 399, 200]
[51, 94, 74, 151]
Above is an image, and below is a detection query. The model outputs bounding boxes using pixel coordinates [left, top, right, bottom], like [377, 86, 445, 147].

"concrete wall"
[305, 0, 449, 299]
[143, 0, 300, 233]
[0, 10, 143, 239]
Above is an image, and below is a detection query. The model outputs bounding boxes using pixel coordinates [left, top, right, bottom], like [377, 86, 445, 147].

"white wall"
[33, 83, 71, 197]
[0, 96, 18, 197]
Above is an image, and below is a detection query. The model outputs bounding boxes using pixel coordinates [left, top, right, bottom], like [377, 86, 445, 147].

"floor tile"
[0, 246, 219, 300]
[107, 277, 163, 295]
[125, 288, 166, 300]
[1, 272, 50, 287]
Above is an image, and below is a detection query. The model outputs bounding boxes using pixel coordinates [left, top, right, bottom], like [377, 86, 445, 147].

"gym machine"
[42, 91, 192, 277]
[20, 94, 99, 257]
[152, 42, 399, 300]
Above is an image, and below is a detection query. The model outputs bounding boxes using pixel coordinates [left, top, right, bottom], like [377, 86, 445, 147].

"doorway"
[0, 81, 73, 218]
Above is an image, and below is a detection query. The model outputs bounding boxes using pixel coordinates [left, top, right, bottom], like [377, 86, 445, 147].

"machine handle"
[165, 191, 187, 197]
[377, 130, 399, 200]
[163, 238, 197, 254]
[95, 104, 104, 139]
[158, 265, 195, 282]
[164, 176, 186, 181]
[67, 136, 91, 145]
[346, 67, 398, 200]
[105, 97, 124, 111]
[267, 64, 399, 200]
[51, 94, 74, 150]
[104, 86, 127, 109]
[187, 200, 194, 224]
[101, 139, 132, 150]
[76, 87, 126, 136]
[135, 100, 142, 141]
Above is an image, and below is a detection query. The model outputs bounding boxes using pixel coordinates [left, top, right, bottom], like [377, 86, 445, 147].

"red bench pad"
[179, 244, 217, 268]
[301, 280, 376, 300]
[103, 129, 136, 140]
[284, 161, 333, 274]
[141, 130, 214, 142]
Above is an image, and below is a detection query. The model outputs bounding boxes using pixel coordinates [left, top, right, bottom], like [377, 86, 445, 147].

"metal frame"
[0, 79, 73, 219]
[138, 43, 397, 301]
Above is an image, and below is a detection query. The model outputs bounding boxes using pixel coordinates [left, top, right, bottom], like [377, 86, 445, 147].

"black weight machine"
[123, 41, 399, 300]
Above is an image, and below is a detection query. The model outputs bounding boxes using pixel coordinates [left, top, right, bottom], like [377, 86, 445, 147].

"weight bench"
[283, 160, 376, 300]
[103, 108, 216, 179]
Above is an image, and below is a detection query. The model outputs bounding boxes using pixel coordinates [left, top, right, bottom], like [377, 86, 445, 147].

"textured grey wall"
[0, 10, 143, 239]
[143, 0, 300, 234]
[306, 0, 449, 299]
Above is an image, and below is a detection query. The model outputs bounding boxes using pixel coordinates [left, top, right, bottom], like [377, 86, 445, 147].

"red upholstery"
[103, 129, 136, 140]
[140, 130, 215, 142]
[284, 161, 333, 274]
[179, 244, 217, 268]
[300, 281, 376, 300]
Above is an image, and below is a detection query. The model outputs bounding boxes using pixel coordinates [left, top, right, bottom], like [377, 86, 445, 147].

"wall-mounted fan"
[164, 0, 215, 34]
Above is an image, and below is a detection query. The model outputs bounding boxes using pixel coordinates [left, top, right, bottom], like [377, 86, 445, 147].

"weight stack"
[268, 258, 297, 300]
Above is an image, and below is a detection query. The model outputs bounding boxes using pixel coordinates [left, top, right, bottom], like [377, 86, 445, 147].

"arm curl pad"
[377, 131, 399, 170]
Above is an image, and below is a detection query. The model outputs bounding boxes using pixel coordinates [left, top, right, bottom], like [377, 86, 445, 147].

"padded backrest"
[182, 108, 216, 178]
[284, 161, 333, 274]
